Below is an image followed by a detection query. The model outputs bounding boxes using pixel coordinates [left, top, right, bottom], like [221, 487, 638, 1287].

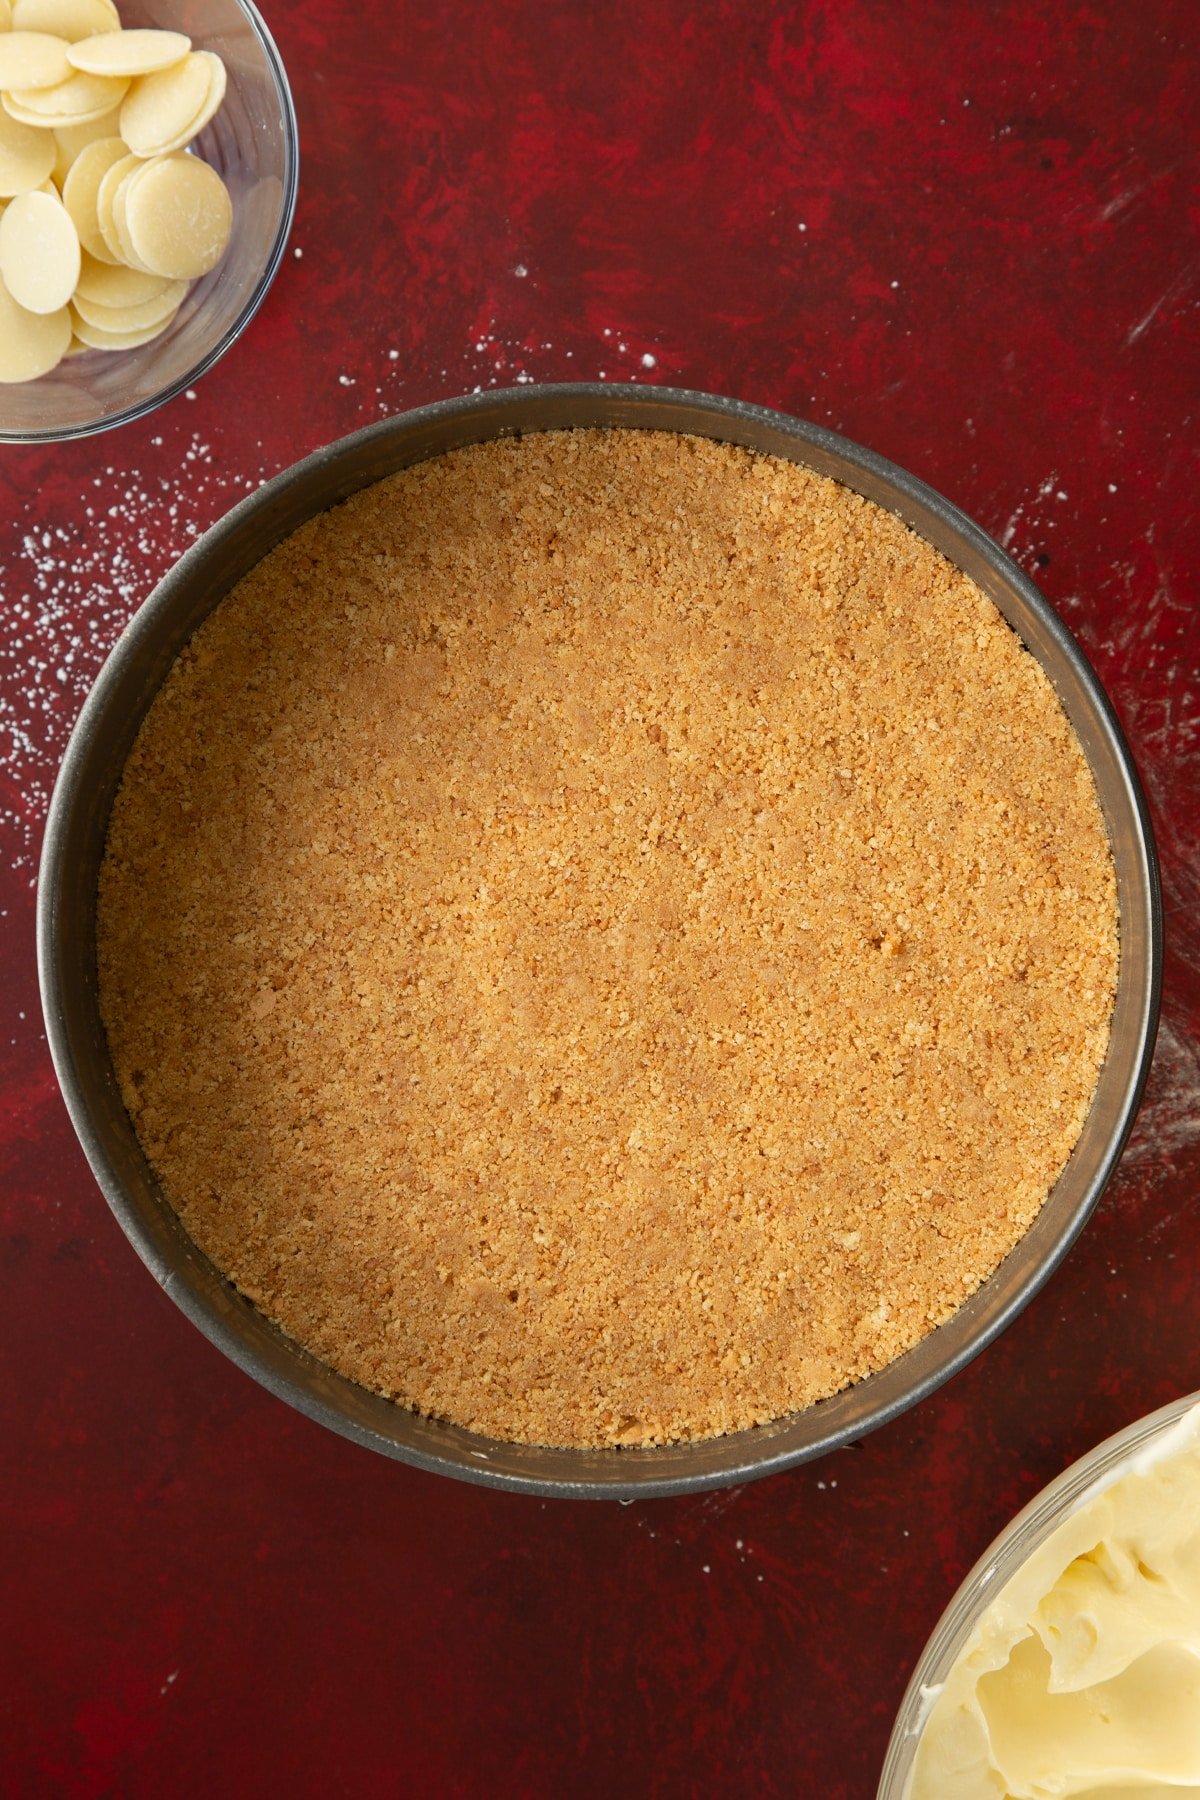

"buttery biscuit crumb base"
[97, 430, 1119, 1449]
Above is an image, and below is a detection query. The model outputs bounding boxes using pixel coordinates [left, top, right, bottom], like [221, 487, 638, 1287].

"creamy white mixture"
[909, 1402, 1200, 1799]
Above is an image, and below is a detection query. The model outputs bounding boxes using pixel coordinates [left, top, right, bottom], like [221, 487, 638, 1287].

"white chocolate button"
[60, 130, 123, 259]
[0, 102, 56, 197]
[119, 48, 221, 156]
[6, 68, 129, 123]
[69, 28, 189, 77]
[0, 269, 70, 378]
[51, 100, 119, 181]
[118, 49, 206, 154]
[12, 0, 119, 40]
[93, 143, 133, 254]
[0, 185, 79, 309]
[69, 294, 176, 346]
[0, 31, 72, 89]
[123, 149, 229, 278]
[74, 245, 171, 305]
[161, 47, 223, 153]
[107, 151, 149, 265]
[71, 270, 182, 329]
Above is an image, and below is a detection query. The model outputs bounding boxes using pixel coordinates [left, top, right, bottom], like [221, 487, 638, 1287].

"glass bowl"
[877, 1389, 1200, 1798]
[38, 385, 1162, 1498]
[0, 0, 298, 442]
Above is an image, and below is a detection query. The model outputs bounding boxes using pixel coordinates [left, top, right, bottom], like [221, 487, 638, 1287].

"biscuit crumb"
[96, 430, 1118, 1448]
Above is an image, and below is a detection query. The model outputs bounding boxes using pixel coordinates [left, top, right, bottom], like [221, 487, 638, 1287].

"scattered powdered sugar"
[999, 472, 1064, 553]
[458, 315, 662, 394]
[339, 318, 663, 421]
[1123, 1013, 1200, 1169]
[0, 436, 272, 874]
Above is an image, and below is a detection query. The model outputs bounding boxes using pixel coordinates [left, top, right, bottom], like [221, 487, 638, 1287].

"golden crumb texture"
[97, 430, 1119, 1448]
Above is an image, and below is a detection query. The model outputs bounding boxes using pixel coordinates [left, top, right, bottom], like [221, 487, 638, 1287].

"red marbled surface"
[2, 3, 1198, 1794]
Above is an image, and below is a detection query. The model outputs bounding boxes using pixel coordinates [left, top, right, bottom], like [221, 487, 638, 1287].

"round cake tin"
[37, 384, 1162, 1498]
[876, 1388, 1199, 1798]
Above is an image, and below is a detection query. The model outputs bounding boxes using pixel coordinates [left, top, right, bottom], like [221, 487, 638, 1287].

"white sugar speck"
[514, 263, 528, 278]
[641, 352, 657, 368]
